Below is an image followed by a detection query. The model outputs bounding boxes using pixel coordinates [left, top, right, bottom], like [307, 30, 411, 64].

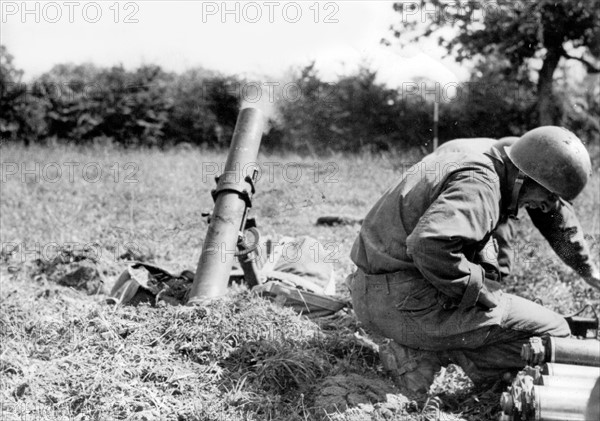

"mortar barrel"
[548, 337, 600, 366]
[188, 107, 264, 304]
[542, 363, 600, 379]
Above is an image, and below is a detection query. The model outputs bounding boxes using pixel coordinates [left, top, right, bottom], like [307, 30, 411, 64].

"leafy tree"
[34, 64, 175, 146]
[94, 65, 174, 147]
[437, 56, 536, 140]
[275, 63, 338, 154]
[1, 45, 25, 140]
[1, 55, 244, 147]
[0, 45, 46, 144]
[32, 63, 101, 142]
[389, 0, 600, 125]
[273, 63, 433, 154]
[163, 69, 241, 147]
[202, 75, 243, 147]
[554, 67, 600, 146]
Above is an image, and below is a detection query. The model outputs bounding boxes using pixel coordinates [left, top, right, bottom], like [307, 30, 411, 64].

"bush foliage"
[2, 45, 598, 152]
[1, 46, 241, 148]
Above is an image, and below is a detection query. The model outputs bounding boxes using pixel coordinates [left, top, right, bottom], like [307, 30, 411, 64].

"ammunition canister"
[586, 378, 600, 421]
[538, 374, 599, 390]
[501, 368, 599, 420]
[500, 392, 514, 414]
[542, 363, 600, 379]
[533, 385, 593, 421]
[522, 337, 600, 366]
[548, 337, 600, 367]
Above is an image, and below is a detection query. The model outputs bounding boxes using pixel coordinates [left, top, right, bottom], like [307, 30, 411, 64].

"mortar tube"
[548, 337, 600, 366]
[542, 363, 600, 379]
[187, 108, 264, 304]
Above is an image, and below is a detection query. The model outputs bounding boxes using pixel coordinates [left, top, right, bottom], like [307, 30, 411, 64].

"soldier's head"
[505, 126, 592, 212]
[518, 179, 560, 213]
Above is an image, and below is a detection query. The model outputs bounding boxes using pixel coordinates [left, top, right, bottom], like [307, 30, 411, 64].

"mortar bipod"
[235, 226, 264, 288]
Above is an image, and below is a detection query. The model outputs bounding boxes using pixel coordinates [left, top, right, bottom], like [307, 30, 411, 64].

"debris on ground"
[3, 259, 515, 421]
[26, 248, 105, 295]
[314, 373, 407, 418]
[316, 216, 364, 226]
[56, 262, 104, 295]
[107, 263, 193, 306]
[428, 365, 502, 421]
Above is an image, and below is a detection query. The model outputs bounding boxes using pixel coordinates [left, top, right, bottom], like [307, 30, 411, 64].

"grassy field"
[1, 142, 598, 420]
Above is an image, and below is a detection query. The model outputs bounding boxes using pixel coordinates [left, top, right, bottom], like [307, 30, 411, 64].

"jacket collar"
[484, 146, 522, 220]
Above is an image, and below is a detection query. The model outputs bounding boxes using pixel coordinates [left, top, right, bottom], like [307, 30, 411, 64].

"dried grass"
[1, 143, 598, 420]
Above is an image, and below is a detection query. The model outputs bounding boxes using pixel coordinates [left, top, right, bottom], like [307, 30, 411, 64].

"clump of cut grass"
[2, 266, 384, 420]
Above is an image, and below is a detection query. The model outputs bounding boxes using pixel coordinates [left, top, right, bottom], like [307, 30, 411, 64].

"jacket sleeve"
[527, 200, 597, 279]
[406, 169, 500, 308]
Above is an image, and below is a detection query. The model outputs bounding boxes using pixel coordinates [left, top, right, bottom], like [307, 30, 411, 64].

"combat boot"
[379, 339, 442, 395]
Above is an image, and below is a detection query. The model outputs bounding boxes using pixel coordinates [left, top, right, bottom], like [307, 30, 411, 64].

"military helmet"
[506, 126, 592, 201]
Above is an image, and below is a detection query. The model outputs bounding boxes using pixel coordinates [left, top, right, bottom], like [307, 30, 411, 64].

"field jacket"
[435, 137, 596, 279]
[351, 146, 595, 309]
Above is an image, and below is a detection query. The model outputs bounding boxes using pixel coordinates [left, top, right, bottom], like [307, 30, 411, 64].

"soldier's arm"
[527, 200, 599, 288]
[406, 169, 501, 309]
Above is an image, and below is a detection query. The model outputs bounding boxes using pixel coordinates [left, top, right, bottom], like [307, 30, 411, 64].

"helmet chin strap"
[508, 170, 526, 218]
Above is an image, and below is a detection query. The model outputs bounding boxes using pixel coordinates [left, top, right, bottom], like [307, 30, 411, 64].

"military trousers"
[349, 269, 570, 383]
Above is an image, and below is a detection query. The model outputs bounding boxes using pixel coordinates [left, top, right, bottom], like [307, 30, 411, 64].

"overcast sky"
[2, 1, 469, 87]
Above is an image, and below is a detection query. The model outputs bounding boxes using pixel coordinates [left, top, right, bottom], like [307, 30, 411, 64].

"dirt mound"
[314, 373, 409, 419]
[27, 251, 105, 295]
[56, 263, 103, 294]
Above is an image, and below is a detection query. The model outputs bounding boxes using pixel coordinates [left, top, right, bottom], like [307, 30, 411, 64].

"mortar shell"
[542, 363, 600, 379]
[533, 384, 594, 421]
[500, 392, 514, 414]
[548, 337, 600, 366]
[538, 374, 599, 390]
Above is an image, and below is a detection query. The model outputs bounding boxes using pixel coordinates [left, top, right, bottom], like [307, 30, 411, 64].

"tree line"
[1, 44, 598, 154]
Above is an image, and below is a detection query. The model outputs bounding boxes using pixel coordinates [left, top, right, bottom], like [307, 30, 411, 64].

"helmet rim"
[503, 127, 592, 201]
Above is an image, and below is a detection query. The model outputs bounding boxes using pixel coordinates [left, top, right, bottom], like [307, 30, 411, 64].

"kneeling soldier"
[349, 126, 599, 391]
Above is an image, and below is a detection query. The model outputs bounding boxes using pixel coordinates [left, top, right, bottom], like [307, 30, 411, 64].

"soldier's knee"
[544, 312, 571, 337]
[555, 317, 571, 337]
